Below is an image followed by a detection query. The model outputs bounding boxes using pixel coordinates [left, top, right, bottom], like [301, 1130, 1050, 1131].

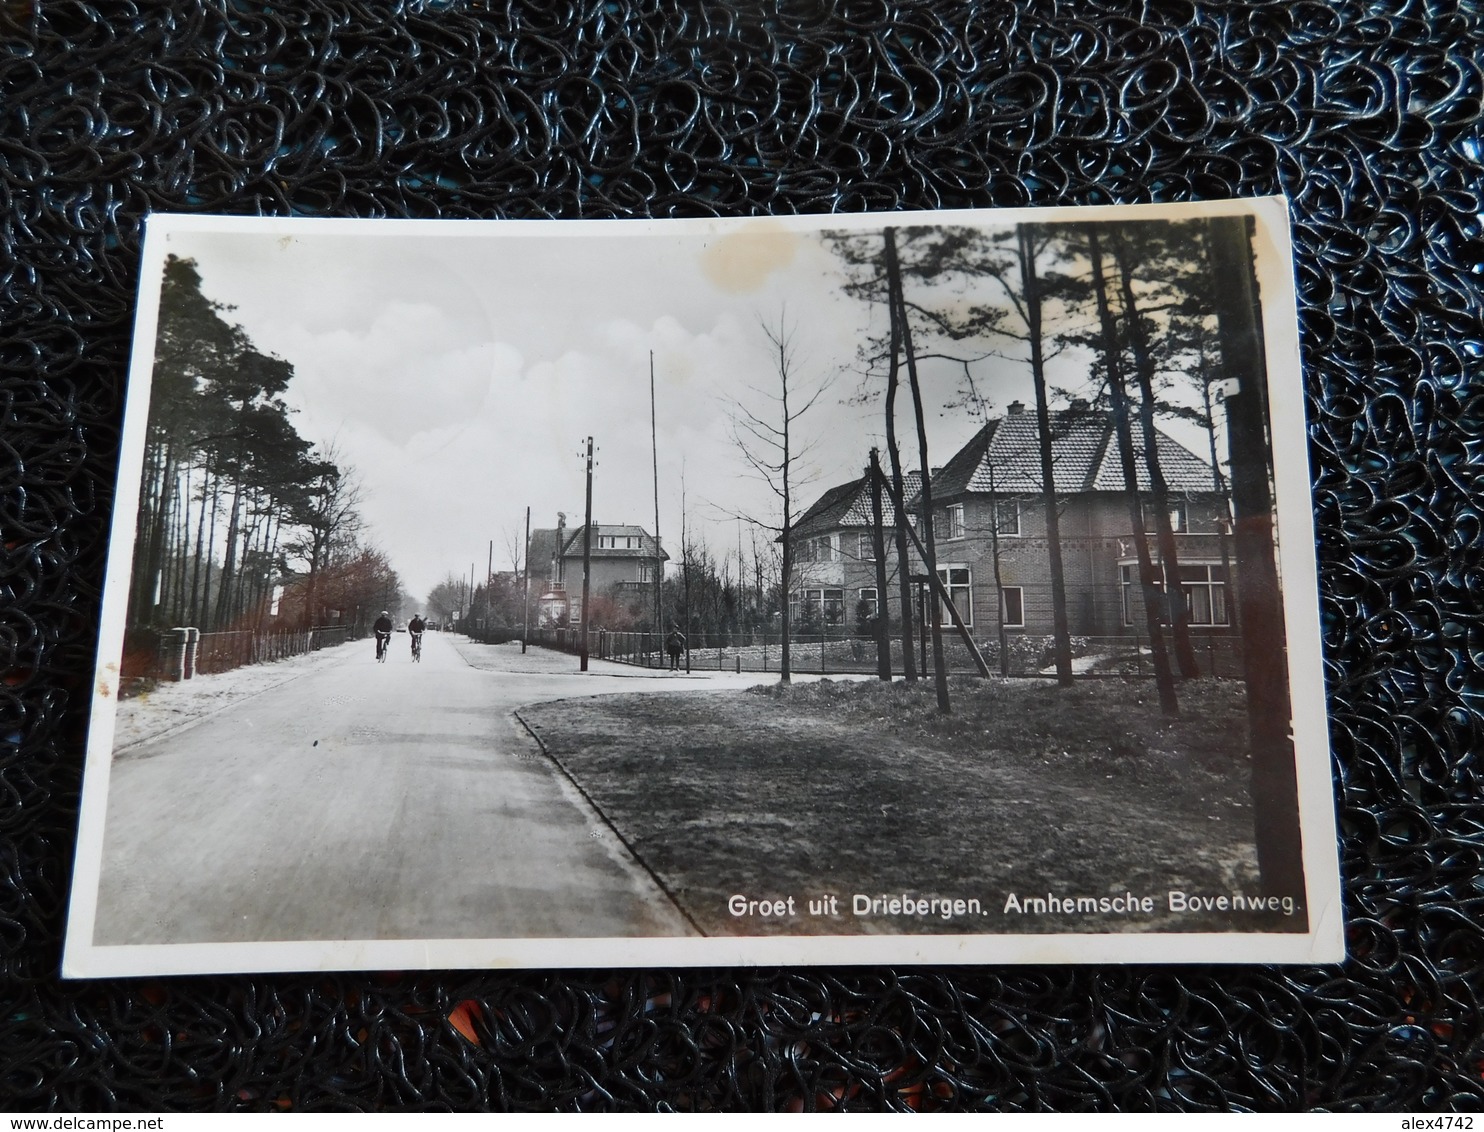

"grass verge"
[518, 676, 1302, 938]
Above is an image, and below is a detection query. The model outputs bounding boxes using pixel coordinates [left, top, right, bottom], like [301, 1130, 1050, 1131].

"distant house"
[787, 469, 923, 629]
[528, 512, 667, 626]
[920, 400, 1233, 640]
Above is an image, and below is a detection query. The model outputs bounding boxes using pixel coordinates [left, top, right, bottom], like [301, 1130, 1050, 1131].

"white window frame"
[995, 498, 1021, 537]
[858, 532, 875, 561]
[1144, 501, 1188, 534]
[859, 586, 879, 620]
[1000, 586, 1025, 628]
[936, 565, 972, 627]
[1121, 562, 1228, 626]
[941, 503, 966, 540]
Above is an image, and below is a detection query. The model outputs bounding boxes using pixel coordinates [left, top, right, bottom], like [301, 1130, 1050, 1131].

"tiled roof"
[561, 524, 668, 561]
[934, 407, 1217, 499]
[530, 523, 667, 566]
[527, 528, 562, 573]
[792, 470, 923, 538]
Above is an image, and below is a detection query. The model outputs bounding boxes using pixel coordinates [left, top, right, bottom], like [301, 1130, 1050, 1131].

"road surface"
[93, 632, 720, 945]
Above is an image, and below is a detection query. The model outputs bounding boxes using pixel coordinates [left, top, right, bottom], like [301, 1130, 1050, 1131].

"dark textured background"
[2, 0, 1481, 1112]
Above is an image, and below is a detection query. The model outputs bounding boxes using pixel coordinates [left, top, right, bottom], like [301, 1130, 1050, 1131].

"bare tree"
[725, 311, 833, 685]
[281, 442, 363, 630]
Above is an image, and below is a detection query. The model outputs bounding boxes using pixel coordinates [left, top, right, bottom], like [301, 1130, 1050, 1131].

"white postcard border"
[64, 198, 1343, 977]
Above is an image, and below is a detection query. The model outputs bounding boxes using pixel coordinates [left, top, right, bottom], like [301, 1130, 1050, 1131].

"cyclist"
[408, 612, 426, 661]
[373, 610, 394, 662]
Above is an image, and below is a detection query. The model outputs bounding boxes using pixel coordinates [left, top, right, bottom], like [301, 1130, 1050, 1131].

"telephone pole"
[651, 351, 663, 651]
[580, 436, 594, 672]
[521, 505, 531, 654]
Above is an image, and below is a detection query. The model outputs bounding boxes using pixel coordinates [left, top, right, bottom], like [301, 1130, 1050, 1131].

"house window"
[1144, 501, 1188, 534]
[936, 566, 972, 627]
[821, 587, 844, 623]
[858, 533, 875, 561]
[792, 587, 845, 626]
[937, 504, 965, 540]
[995, 498, 1020, 536]
[796, 535, 837, 563]
[1000, 586, 1024, 628]
[1121, 563, 1228, 625]
[639, 560, 651, 583]
[1178, 563, 1228, 625]
[858, 587, 879, 620]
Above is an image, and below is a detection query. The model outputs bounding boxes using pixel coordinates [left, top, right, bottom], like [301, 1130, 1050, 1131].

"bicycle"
[410, 632, 422, 662]
[375, 631, 390, 663]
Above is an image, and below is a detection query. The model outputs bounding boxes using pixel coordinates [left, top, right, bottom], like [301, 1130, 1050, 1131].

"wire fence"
[125, 624, 354, 690]
[192, 625, 352, 675]
[465, 625, 1246, 679]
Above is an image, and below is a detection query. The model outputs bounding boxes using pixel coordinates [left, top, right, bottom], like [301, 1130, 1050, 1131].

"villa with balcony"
[528, 513, 667, 626]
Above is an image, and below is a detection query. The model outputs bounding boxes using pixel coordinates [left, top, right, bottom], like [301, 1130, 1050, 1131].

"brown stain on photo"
[699, 224, 799, 293]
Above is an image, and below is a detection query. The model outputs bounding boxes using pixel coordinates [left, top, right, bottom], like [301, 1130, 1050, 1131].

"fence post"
[170, 628, 190, 681]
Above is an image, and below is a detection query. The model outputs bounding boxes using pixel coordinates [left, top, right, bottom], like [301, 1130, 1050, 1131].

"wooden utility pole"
[521, 506, 530, 653]
[651, 351, 663, 654]
[581, 436, 594, 672]
[1206, 214, 1304, 902]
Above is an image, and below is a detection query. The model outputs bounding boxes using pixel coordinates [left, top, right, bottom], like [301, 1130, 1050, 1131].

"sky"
[156, 215, 1206, 602]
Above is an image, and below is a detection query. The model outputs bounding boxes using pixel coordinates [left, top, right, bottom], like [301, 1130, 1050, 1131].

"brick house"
[528, 512, 667, 626]
[787, 470, 923, 630]
[921, 400, 1234, 641]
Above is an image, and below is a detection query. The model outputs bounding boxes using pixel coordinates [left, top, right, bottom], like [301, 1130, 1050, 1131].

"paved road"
[93, 632, 719, 945]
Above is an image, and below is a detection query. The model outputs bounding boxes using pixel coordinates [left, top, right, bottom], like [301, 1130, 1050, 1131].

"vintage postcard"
[65, 200, 1342, 975]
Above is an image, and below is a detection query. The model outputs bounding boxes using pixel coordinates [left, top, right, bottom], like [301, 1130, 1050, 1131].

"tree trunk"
[887, 228, 950, 713]
[988, 463, 1009, 678]
[881, 233, 917, 683]
[172, 462, 192, 625]
[1018, 224, 1075, 686]
[1206, 214, 1304, 903]
[130, 440, 164, 623]
[1086, 225, 1179, 717]
[1111, 230, 1201, 679]
[868, 449, 892, 681]
[777, 358, 792, 685]
[200, 474, 221, 633]
[189, 467, 211, 628]
[215, 477, 243, 628]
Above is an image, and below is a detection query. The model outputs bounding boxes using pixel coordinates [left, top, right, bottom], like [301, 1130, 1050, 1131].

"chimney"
[930, 466, 942, 477]
[1007, 400, 1025, 414]
[1070, 397, 1089, 411]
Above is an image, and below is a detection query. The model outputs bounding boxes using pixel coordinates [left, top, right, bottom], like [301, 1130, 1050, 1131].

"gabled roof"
[561, 524, 668, 561]
[932, 406, 1217, 500]
[529, 523, 668, 567]
[528, 528, 563, 572]
[791, 470, 924, 539]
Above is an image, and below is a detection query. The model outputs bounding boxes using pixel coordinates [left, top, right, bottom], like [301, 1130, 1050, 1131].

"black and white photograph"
[65, 200, 1341, 975]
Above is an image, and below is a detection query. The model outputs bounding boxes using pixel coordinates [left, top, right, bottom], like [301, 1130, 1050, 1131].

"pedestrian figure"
[665, 626, 685, 671]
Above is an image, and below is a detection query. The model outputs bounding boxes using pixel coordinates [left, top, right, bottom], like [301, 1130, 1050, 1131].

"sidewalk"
[110, 638, 366, 753]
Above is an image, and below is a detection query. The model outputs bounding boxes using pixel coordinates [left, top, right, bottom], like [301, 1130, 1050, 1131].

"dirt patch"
[518, 677, 1304, 938]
